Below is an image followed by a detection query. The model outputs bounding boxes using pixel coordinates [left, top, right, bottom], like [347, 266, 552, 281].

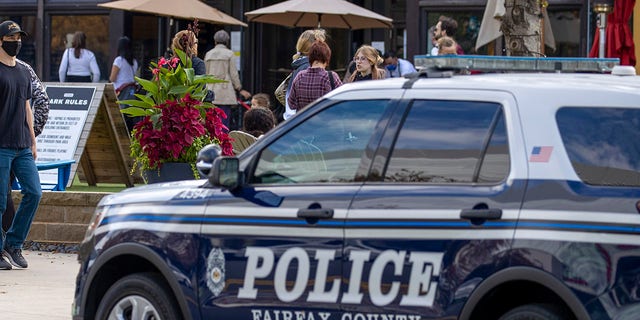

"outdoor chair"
[11, 159, 76, 191]
[229, 130, 258, 155]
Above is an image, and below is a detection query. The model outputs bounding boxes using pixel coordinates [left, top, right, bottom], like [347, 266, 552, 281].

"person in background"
[172, 25, 215, 103]
[288, 41, 342, 113]
[172, 29, 205, 75]
[438, 36, 459, 55]
[205, 30, 251, 131]
[282, 29, 327, 121]
[429, 25, 440, 56]
[58, 31, 100, 82]
[3, 58, 49, 236]
[347, 45, 386, 82]
[251, 93, 271, 109]
[342, 59, 356, 83]
[433, 16, 465, 55]
[254, 92, 284, 125]
[109, 36, 139, 132]
[242, 106, 276, 138]
[0, 20, 42, 270]
[383, 50, 417, 78]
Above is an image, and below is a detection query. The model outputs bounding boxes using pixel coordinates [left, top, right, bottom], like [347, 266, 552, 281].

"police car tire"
[95, 272, 182, 320]
[498, 303, 566, 320]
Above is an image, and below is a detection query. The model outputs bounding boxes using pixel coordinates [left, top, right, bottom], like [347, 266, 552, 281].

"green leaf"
[118, 99, 153, 109]
[168, 85, 191, 95]
[184, 68, 195, 83]
[135, 94, 156, 107]
[120, 106, 150, 117]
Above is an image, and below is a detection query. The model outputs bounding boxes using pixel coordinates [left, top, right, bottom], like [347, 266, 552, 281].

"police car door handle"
[460, 208, 502, 220]
[297, 208, 334, 219]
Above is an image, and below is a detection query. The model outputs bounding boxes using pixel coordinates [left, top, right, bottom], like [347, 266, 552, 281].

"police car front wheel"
[95, 272, 182, 320]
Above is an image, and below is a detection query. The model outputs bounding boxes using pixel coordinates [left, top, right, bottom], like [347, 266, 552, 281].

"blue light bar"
[414, 55, 620, 73]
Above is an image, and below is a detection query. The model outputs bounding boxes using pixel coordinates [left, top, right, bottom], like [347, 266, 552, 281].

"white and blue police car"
[73, 57, 640, 320]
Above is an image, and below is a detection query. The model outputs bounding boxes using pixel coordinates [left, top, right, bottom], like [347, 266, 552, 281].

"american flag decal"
[529, 146, 553, 162]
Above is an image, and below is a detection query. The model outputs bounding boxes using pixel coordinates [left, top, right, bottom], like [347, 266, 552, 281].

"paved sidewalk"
[0, 250, 78, 320]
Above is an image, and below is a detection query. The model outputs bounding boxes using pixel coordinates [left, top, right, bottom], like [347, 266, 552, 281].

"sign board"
[30, 83, 136, 189]
[36, 85, 96, 185]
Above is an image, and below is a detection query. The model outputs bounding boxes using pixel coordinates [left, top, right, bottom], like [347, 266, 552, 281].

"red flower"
[132, 95, 232, 169]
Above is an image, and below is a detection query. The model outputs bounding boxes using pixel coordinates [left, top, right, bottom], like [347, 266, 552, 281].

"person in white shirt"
[109, 36, 139, 132]
[383, 51, 417, 78]
[58, 31, 100, 82]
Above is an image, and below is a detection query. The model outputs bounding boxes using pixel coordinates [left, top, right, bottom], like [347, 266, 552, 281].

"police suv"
[73, 57, 640, 320]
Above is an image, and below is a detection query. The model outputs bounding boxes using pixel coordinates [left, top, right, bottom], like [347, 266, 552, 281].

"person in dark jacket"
[282, 29, 327, 121]
[171, 30, 205, 75]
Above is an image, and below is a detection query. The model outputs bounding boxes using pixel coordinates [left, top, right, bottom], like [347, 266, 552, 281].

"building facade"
[2, 0, 637, 100]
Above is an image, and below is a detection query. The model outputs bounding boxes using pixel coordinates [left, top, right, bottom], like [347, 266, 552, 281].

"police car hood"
[98, 179, 213, 206]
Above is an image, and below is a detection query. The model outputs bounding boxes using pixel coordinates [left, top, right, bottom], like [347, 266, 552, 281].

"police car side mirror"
[209, 157, 240, 190]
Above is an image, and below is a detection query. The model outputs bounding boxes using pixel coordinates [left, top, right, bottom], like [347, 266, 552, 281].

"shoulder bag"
[274, 73, 292, 106]
[328, 70, 336, 90]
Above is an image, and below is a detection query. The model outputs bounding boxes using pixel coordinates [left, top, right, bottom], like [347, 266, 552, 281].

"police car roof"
[329, 71, 640, 97]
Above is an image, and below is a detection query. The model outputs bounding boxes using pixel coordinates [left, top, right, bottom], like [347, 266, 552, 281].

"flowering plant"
[120, 47, 233, 179]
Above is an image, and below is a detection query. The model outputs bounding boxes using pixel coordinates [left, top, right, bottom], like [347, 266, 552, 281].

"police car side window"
[252, 100, 391, 184]
[557, 107, 640, 186]
[385, 100, 509, 183]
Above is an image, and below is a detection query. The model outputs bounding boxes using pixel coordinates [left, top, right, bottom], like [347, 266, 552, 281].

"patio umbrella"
[98, 0, 247, 26]
[588, 0, 636, 66]
[475, 0, 555, 51]
[244, 0, 393, 29]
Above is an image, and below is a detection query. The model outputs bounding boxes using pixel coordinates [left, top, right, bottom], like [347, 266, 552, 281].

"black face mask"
[2, 40, 22, 57]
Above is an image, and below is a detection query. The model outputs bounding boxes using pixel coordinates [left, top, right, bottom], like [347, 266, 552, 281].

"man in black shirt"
[0, 20, 42, 270]
[2, 59, 50, 235]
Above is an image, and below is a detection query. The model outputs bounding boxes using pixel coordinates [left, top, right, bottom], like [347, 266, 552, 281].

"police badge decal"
[206, 248, 226, 297]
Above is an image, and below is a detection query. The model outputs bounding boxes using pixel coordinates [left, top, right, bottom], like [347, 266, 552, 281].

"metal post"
[592, 0, 614, 58]
[598, 12, 607, 58]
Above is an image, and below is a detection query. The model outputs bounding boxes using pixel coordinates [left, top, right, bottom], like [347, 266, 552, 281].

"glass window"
[425, 10, 486, 55]
[50, 15, 110, 82]
[423, 7, 581, 57]
[385, 100, 508, 183]
[557, 107, 640, 186]
[252, 100, 391, 184]
[546, 10, 581, 57]
[477, 111, 509, 183]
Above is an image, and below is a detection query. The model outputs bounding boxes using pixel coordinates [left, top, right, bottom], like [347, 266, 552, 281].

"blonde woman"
[282, 28, 327, 121]
[348, 45, 386, 82]
[171, 30, 205, 75]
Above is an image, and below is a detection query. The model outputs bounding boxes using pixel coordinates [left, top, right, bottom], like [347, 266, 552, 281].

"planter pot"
[142, 162, 203, 184]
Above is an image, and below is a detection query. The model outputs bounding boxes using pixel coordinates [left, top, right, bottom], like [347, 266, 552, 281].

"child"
[251, 93, 271, 109]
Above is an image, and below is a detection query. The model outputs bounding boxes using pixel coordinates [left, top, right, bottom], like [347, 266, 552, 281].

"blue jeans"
[0, 148, 42, 250]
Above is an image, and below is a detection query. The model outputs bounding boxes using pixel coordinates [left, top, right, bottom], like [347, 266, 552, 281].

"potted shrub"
[120, 44, 232, 182]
